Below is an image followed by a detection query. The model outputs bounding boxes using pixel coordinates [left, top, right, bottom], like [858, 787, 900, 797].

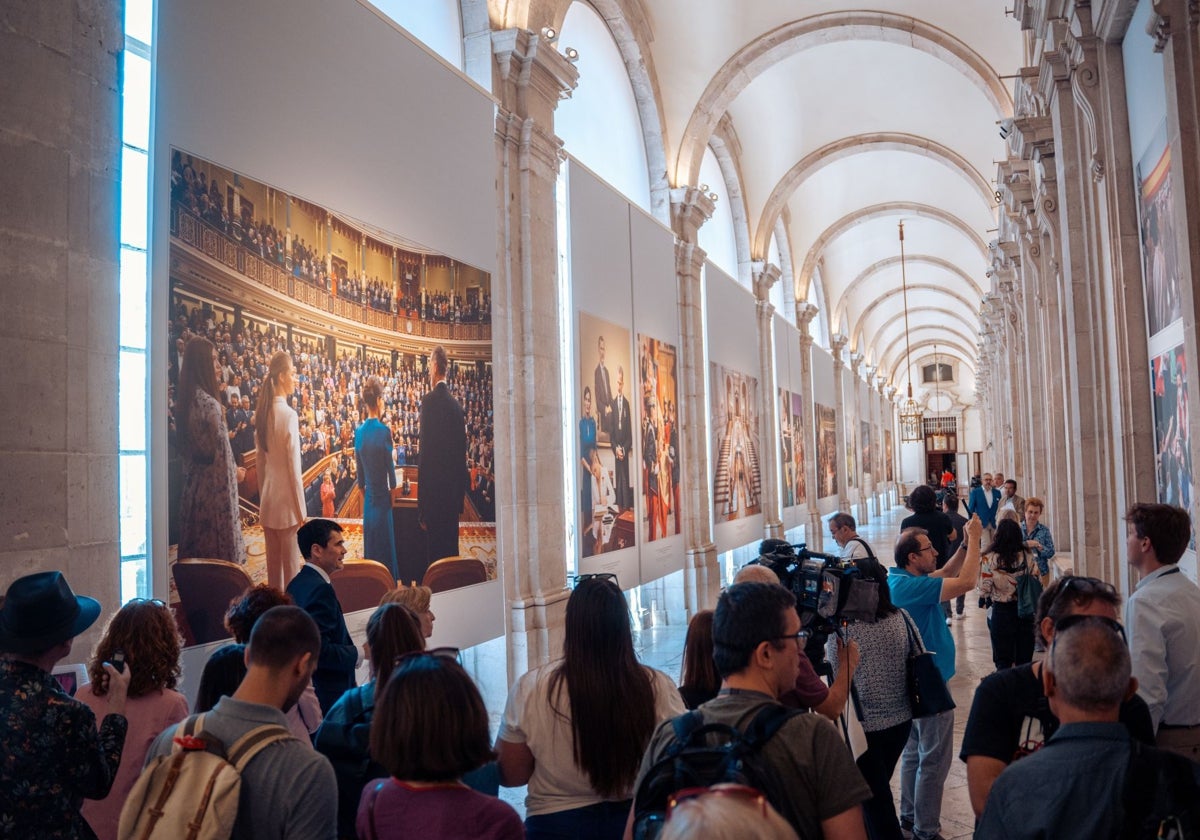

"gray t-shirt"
[634, 691, 870, 839]
[145, 696, 337, 840]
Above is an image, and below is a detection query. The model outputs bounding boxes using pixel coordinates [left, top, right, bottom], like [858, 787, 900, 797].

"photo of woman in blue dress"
[356, 375, 398, 580]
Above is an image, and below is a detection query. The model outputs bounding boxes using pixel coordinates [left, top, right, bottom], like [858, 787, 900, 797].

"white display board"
[153, 0, 502, 649]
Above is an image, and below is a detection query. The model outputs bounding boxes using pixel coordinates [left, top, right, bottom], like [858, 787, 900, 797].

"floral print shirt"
[0, 659, 128, 839]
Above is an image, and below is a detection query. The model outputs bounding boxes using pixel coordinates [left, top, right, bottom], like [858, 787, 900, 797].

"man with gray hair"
[829, 512, 873, 562]
[976, 615, 1200, 839]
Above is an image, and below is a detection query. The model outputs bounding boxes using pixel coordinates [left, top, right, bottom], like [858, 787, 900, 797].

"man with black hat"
[0, 571, 131, 837]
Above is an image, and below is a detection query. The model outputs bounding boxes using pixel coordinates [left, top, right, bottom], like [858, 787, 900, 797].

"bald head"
[733, 564, 781, 586]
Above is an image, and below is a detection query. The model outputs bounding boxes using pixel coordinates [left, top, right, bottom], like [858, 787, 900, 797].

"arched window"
[373, 0, 463, 69]
[698, 147, 738, 281]
[806, 270, 829, 349]
[558, 2, 652, 210]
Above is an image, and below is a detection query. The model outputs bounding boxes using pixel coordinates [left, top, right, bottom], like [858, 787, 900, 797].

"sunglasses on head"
[667, 784, 771, 819]
[1052, 613, 1126, 642]
[573, 572, 620, 589]
[394, 646, 460, 668]
[1049, 575, 1117, 613]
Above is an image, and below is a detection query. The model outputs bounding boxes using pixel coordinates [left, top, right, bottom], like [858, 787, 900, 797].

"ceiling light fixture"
[541, 26, 557, 41]
[897, 220, 923, 442]
[564, 47, 579, 61]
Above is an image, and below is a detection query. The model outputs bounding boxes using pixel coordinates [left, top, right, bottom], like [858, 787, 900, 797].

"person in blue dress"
[579, 386, 597, 526]
[356, 375, 398, 580]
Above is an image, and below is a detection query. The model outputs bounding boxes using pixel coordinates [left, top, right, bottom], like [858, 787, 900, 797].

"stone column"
[849, 353, 868, 524]
[0, 0, 122, 651]
[671, 187, 719, 612]
[796, 304, 825, 550]
[753, 262, 783, 540]
[862, 365, 877, 517]
[491, 29, 578, 679]
[831, 334, 850, 513]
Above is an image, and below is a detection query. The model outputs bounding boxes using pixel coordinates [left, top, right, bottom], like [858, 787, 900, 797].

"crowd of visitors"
[171, 153, 492, 325]
[168, 296, 497, 526]
[5, 474, 1200, 839]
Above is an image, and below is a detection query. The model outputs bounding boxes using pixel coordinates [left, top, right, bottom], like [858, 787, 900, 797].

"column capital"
[884, 385, 897, 402]
[849, 352, 864, 376]
[863, 363, 877, 382]
[831, 332, 849, 360]
[492, 29, 579, 115]
[669, 186, 716, 243]
[796, 302, 819, 334]
[751, 261, 782, 302]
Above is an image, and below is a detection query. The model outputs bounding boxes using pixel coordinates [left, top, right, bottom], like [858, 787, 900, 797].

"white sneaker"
[955, 612, 966, 620]
[945, 617, 952, 626]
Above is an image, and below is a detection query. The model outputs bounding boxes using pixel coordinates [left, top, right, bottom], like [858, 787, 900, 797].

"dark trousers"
[525, 800, 631, 840]
[858, 720, 913, 840]
[424, 510, 461, 568]
[989, 601, 1034, 669]
[941, 595, 965, 618]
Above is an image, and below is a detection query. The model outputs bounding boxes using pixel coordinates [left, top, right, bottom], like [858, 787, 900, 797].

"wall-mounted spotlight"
[709, 192, 719, 202]
[564, 47, 579, 62]
[541, 26, 557, 41]
[699, 183, 709, 193]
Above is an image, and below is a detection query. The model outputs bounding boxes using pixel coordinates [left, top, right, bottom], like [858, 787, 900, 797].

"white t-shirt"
[498, 662, 686, 817]
[839, 536, 873, 562]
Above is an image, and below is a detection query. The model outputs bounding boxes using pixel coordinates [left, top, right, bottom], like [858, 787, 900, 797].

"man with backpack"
[138, 606, 336, 840]
[975, 615, 1200, 838]
[829, 512, 874, 563]
[626, 582, 870, 840]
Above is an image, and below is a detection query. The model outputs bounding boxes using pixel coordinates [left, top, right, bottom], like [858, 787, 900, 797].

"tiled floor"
[474, 505, 993, 837]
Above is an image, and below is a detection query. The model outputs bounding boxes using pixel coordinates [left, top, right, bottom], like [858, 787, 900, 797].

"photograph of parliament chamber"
[6, 0, 1200, 835]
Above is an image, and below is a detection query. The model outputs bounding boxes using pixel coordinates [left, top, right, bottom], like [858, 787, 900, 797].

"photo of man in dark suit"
[286, 518, 358, 713]
[611, 366, 633, 510]
[594, 334, 614, 435]
[418, 345, 468, 570]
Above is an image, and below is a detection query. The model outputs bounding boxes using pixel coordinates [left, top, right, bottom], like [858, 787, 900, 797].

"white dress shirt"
[1126, 564, 1200, 729]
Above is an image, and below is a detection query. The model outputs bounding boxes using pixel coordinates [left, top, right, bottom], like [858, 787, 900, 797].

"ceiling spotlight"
[699, 183, 709, 193]
[541, 26, 557, 41]
[564, 47, 579, 61]
[709, 192, 719, 202]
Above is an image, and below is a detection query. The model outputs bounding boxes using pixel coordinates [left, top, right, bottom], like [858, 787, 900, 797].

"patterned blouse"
[0, 659, 128, 839]
[826, 609, 914, 732]
[979, 549, 1038, 603]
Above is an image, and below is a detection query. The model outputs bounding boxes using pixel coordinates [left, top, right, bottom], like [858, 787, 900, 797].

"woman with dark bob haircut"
[677, 609, 719, 709]
[901, 484, 958, 574]
[361, 654, 523, 839]
[79, 599, 188, 840]
[496, 577, 685, 839]
[316, 602, 424, 840]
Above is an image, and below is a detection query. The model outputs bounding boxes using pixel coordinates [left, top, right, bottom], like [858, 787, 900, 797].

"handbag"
[901, 610, 956, 718]
[1016, 551, 1043, 620]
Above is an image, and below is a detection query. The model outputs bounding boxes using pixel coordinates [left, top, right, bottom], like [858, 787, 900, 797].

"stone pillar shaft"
[831, 334, 850, 513]
[796, 304, 825, 551]
[753, 262, 783, 540]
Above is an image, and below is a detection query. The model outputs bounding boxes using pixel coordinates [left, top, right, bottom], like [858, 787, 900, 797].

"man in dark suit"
[611, 366, 633, 511]
[418, 346, 468, 572]
[593, 335, 614, 435]
[287, 518, 358, 713]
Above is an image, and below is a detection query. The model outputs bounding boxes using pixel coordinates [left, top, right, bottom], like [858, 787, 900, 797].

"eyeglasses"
[573, 572, 620, 588]
[916, 544, 937, 555]
[667, 784, 770, 818]
[394, 646, 460, 668]
[771, 630, 810, 646]
[128, 597, 168, 607]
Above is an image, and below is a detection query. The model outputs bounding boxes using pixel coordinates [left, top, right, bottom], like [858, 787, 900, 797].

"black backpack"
[631, 703, 801, 840]
[1120, 739, 1200, 839]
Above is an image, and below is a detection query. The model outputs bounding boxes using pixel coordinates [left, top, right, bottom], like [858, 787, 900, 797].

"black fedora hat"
[0, 572, 101, 654]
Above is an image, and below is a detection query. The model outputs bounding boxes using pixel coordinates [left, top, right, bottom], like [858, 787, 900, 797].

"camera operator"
[733, 562, 859, 723]
[829, 512, 874, 563]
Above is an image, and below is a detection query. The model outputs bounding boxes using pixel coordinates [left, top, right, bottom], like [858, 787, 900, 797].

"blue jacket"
[968, 486, 1001, 527]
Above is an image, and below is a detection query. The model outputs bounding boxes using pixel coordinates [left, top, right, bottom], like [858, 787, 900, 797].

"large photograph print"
[861, 420, 873, 483]
[791, 392, 807, 505]
[578, 313, 637, 558]
[711, 364, 762, 522]
[1151, 345, 1192, 511]
[1137, 123, 1182, 337]
[884, 427, 894, 482]
[167, 150, 496, 645]
[780, 390, 796, 509]
[638, 335, 681, 542]
[817, 404, 839, 499]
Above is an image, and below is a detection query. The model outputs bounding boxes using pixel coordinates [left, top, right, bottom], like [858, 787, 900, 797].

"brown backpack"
[118, 713, 294, 840]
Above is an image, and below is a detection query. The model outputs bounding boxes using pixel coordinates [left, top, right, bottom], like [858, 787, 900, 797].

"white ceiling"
[637, 0, 1022, 394]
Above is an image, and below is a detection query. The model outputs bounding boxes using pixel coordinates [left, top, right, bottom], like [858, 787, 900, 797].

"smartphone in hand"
[110, 649, 126, 674]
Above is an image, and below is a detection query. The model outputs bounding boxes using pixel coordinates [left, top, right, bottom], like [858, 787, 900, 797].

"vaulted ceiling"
[636, 0, 1020, 400]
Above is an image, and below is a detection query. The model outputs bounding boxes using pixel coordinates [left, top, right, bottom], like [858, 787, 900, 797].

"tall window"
[119, 0, 153, 600]
[697, 148, 738, 281]
[557, 2, 652, 211]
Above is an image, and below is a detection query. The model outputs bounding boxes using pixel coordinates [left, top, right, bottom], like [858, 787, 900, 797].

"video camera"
[751, 539, 879, 675]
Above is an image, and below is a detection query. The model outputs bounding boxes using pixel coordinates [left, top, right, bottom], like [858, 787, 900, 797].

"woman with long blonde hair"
[255, 350, 305, 587]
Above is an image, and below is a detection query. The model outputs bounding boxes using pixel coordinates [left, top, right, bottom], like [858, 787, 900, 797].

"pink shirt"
[79, 686, 189, 840]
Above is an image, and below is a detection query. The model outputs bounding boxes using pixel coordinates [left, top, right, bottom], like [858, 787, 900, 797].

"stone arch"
[851, 292, 981, 350]
[886, 338, 978, 388]
[797, 203, 988, 299]
[881, 329, 977, 379]
[752, 133, 994, 258]
[835, 255, 983, 329]
[858, 307, 979, 364]
[674, 11, 1014, 186]
[709, 116, 753, 287]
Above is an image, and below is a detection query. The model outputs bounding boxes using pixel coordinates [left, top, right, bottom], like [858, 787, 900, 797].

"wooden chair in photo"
[172, 558, 253, 646]
[330, 558, 395, 614]
[422, 555, 487, 593]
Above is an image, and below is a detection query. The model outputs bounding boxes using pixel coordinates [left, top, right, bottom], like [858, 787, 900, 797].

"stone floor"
[473, 504, 993, 837]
